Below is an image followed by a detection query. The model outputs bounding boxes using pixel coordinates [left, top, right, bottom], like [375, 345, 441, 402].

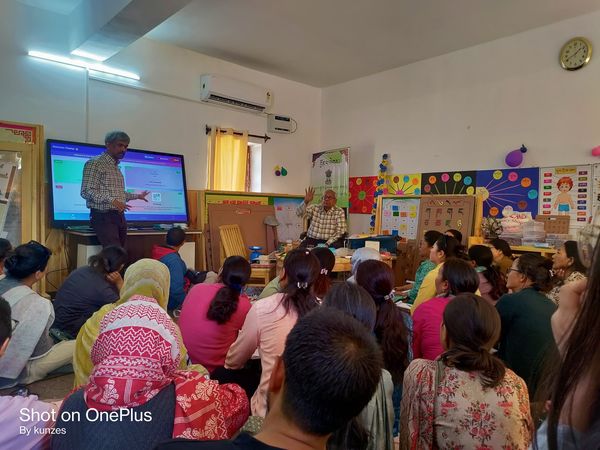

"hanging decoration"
[370, 154, 389, 232]
[591, 146, 600, 157]
[505, 145, 528, 168]
[274, 165, 288, 176]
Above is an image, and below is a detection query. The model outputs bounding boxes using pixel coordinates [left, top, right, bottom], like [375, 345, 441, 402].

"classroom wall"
[321, 11, 600, 234]
[0, 8, 321, 196]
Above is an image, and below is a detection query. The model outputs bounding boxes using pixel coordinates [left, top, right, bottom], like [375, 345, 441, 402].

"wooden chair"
[218, 224, 274, 287]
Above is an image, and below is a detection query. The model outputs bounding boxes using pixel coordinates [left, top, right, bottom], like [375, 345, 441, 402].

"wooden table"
[248, 264, 276, 287]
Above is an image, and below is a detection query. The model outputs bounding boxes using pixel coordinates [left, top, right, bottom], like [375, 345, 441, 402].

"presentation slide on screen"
[50, 142, 188, 222]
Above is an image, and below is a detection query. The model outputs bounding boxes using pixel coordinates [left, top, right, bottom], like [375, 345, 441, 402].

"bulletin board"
[422, 171, 477, 196]
[476, 168, 539, 218]
[349, 176, 378, 214]
[375, 196, 421, 239]
[416, 195, 477, 245]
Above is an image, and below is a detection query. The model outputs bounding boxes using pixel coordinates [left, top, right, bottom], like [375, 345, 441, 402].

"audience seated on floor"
[401, 293, 533, 450]
[346, 246, 381, 284]
[0, 241, 74, 389]
[52, 245, 127, 340]
[546, 240, 586, 305]
[73, 258, 196, 387]
[52, 291, 248, 450]
[396, 230, 442, 304]
[468, 244, 507, 305]
[412, 258, 479, 360]
[156, 307, 383, 450]
[0, 238, 13, 280]
[0, 296, 60, 450]
[151, 226, 217, 312]
[489, 238, 514, 276]
[225, 248, 320, 417]
[496, 253, 557, 400]
[323, 282, 394, 450]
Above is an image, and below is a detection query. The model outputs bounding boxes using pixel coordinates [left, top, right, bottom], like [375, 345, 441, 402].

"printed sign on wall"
[310, 148, 349, 208]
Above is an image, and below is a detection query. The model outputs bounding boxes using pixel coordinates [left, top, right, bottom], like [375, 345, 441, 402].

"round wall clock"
[559, 37, 592, 71]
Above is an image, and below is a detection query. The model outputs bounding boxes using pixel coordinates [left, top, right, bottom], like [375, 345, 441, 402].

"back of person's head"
[166, 227, 186, 247]
[441, 293, 506, 388]
[468, 245, 507, 301]
[88, 245, 128, 274]
[546, 236, 600, 449]
[4, 241, 52, 280]
[280, 249, 320, 318]
[563, 240, 587, 274]
[105, 130, 130, 144]
[0, 238, 12, 262]
[515, 253, 553, 292]
[445, 228, 463, 243]
[490, 238, 513, 258]
[311, 247, 336, 298]
[0, 296, 11, 345]
[435, 234, 466, 260]
[323, 282, 376, 331]
[423, 230, 443, 248]
[207, 256, 251, 325]
[350, 247, 382, 276]
[440, 258, 480, 296]
[281, 308, 383, 436]
[355, 259, 409, 384]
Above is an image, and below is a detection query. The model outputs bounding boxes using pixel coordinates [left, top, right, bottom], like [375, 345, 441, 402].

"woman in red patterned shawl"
[53, 259, 249, 450]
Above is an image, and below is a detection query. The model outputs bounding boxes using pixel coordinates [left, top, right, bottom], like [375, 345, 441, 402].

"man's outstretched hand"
[136, 190, 150, 202]
[304, 186, 315, 204]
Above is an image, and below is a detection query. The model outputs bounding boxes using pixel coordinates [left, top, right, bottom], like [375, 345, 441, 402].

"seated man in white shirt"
[296, 187, 347, 248]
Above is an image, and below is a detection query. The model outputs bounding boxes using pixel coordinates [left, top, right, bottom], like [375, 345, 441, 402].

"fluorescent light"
[28, 50, 140, 81]
[70, 49, 107, 62]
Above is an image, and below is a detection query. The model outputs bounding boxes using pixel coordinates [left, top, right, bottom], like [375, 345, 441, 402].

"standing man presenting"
[296, 187, 347, 248]
[81, 131, 149, 247]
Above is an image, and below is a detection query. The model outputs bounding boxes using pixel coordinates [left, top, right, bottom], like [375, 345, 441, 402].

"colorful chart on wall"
[385, 173, 422, 196]
[593, 163, 600, 216]
[539, 165, 592, 231]
[310, 148, 349, 208]
[349, 176, 377, 214]
[421, 171, 477, 196]
[379, 197, 420, 239]
[476, 168, 539, 218]
[273, 197, 305, 243]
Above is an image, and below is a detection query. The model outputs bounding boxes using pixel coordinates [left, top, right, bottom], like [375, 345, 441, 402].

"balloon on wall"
[505, 145, 527, 167]
[591, 146, 600, 157]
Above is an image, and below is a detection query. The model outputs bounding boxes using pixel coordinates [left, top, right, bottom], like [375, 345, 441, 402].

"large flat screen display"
[47, 139, 189, 227]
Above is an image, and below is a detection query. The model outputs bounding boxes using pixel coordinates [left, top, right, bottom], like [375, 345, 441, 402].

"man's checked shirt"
[296, 202, 347, 245]
[80, 152, 136, 211]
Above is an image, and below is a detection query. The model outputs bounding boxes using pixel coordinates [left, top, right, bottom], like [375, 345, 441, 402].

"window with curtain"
[207, 127, 249, 191]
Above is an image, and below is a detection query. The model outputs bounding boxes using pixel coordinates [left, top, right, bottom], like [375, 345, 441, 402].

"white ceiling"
[8, 0, 600, 87]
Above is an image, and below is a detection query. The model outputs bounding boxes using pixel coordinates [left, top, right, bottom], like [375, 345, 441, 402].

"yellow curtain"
[207, 127, 248, 191]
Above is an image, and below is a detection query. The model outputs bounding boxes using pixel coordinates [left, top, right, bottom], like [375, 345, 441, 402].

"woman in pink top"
[179, 256, 251, 373]
[225, 248, 320, 417]
[468, 245, 507, 306]
[412, 258, 480, 360]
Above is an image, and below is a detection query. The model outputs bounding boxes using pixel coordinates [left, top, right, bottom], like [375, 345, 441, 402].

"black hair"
[166, 227, 186, 247]
[441, 293, 506, 388]
[440, 258, 481, 296]
[356, 260, 409, 384]
[88, 245, 128, 274]
[563, 240, 587, 274]
[4, 241, 52, 280]
[279, 248, 320, 318]
[0, 238, 12, 262]
[515, 253, 553, 292]
[490, 238, 513, 258]
[435, 235, 467, 261]
[207, 256, 251, 324]
[445, 228, 463, 243]
[311, 247, 336, 298]
[468, 245, 508, 301]
[282, 308, 383, 435]
[423, 230, 443, 248]
[323, 282, 376, 331]
[0, 296, 11, 344]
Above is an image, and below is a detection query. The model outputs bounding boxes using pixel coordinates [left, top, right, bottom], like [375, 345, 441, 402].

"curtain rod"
[205, 125, 271, 142]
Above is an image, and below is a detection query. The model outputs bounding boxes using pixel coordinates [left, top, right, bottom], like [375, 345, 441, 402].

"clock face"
[560, 37, 592, 70]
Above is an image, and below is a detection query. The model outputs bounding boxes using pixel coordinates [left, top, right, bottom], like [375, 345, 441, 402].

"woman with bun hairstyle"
[490, 237, 514, 276]
[0, 241, 75, 388]
[468, 244, 507, 305]
[401, 293, 533, 449]
[53, 245, 127, 339]
[496, 253, 557, 399]
[412, 258, 480, 360]
[226, 248, 320, 417]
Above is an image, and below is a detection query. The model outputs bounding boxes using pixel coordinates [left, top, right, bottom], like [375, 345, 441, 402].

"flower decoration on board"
[505, 145, 527, 168]
[370, 153, 389, 232]
[274, 165, 288, 176]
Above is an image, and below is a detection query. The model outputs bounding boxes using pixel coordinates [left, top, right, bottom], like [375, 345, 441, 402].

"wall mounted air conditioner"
[200, 74, 272, 114]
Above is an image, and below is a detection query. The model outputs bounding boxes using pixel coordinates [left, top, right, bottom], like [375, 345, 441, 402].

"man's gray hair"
[105, 130, 130, 145]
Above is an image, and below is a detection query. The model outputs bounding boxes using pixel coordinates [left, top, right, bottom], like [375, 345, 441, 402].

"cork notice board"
[416, 195, 476, 245]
